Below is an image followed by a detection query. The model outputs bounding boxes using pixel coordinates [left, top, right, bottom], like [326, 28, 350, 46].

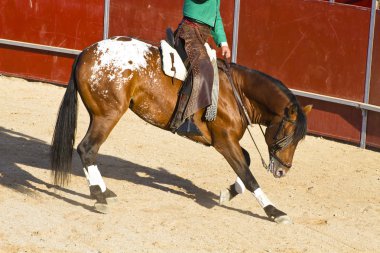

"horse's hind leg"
[77, 114, 121, 213]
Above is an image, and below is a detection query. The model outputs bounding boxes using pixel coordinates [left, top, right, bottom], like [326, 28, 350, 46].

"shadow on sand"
[0, 126, 269, 221]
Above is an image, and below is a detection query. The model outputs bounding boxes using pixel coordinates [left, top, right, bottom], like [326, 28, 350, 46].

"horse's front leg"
[215, 141, 292, 224]
[219, 147, 250, 203]
[219, 176, 244, 204]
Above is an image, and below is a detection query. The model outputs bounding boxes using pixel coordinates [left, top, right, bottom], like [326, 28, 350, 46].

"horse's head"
[264, 104, 312, 178]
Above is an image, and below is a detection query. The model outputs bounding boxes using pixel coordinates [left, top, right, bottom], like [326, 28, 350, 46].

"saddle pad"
[160, 40, 188, 81]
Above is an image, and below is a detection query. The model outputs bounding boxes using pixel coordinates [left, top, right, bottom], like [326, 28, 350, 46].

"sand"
[0, 75, 379, 253]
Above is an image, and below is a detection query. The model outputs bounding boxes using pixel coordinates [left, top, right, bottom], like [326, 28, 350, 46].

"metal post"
[360, 0, 377, 148]
[103, 0, 110, 40]
[231, 0, 240, 63]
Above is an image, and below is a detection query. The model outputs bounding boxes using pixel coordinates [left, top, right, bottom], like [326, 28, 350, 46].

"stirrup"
[176, 118, 202, 136]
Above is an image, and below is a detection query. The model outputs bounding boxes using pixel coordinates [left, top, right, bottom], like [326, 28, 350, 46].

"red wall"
[297, 97, 363, 143]
[0, 0, 103, 84]
[322, 0, 373, 8]
[109, 1, 183, 42]
[108, 0, 234, 52]
[238, 0, 370, 101]
[0, 0, 379, 148]
[237, 0, 378, 145]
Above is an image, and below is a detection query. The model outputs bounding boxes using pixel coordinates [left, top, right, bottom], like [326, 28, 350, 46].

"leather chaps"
[169, 20, 214, 131]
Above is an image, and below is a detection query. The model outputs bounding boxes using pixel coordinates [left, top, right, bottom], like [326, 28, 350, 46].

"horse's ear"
[303, 105, 313, 116]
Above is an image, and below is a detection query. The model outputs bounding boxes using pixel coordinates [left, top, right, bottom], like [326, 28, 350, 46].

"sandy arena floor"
[0, 75, 379, 253]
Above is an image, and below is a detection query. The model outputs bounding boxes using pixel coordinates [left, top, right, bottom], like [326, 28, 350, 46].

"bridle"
[221, 60, 296, 172]
[265, 117, 296, 169]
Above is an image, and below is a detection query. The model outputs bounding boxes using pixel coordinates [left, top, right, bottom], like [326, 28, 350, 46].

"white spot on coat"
[90, 38, 152, 91]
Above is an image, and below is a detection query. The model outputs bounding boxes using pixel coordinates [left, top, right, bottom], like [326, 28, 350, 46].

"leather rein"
[220, 59, 295, 171]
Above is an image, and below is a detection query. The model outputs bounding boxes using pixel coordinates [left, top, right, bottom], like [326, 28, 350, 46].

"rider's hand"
[221, 45, 231, 59]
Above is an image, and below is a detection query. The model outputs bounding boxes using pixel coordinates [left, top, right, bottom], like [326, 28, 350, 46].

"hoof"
[105, 195, 118, 204]
[90, 187, 118, 204]
[274, 215, 292, 225]
[94, 202, 109, 214]
[219, 189, 231, 205]
[103, 189, 118, 204]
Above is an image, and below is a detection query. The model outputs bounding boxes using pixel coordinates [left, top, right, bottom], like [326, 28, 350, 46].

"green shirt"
[183, 0, 227, 46]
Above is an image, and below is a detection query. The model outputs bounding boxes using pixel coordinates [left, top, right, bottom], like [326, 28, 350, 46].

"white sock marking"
[234, 177, 246, 194]
[253, 188, 273, 208]
[87, 165, 107, 192]
[83, 167, 90, 183]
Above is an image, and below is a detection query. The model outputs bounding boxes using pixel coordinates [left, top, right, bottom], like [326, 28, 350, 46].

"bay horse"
[50, 36, 311, 224]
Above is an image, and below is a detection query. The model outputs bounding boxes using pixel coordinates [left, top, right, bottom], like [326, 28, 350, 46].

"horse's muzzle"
[274, 168, 286, 178]
[269, 156, 288, 178]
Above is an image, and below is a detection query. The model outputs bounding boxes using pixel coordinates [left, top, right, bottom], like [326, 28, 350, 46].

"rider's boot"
[170, 92, 202, 136]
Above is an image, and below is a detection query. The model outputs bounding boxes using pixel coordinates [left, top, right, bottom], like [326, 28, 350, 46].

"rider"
[170, 0, 231, 135]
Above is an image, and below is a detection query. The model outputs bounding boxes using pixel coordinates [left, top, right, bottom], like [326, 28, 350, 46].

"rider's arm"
[211, 4, 231, 58]
[211, 6, 227, 47]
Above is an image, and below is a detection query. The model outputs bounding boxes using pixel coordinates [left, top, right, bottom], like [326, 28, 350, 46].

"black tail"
[50, 54, 81, 186]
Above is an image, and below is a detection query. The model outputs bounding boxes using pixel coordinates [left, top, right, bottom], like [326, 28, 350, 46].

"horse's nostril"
[277, 170, 284, 177]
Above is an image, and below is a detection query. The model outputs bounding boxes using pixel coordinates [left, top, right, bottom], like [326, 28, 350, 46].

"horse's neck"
[231, 65, 291, 125]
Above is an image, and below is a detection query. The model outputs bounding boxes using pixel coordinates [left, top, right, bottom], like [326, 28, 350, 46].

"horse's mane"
[230, 63, 307, 143]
